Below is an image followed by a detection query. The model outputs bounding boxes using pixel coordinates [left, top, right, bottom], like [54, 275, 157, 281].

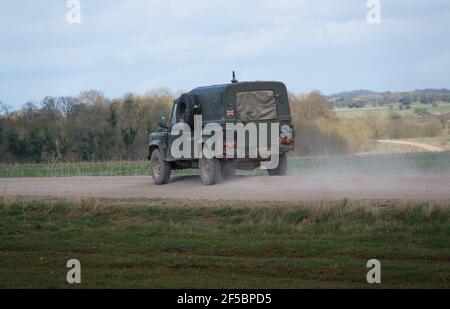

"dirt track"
[1, 175, 450, 202]
[377, 140, 446, 152]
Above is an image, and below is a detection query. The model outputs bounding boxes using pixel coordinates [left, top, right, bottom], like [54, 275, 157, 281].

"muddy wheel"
[267, 153, 288, 176]
[150, 149, 171, 185]
[221, 163, 236, 180]
[199, 157, 222, 185]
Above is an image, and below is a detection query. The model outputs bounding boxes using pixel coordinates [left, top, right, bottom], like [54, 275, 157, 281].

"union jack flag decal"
[226, 110, 235, 117]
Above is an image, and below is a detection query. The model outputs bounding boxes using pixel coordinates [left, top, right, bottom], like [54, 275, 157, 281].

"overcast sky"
[1, 0, 450, 108]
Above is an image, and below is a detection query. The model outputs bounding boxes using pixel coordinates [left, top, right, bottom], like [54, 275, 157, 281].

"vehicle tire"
[150, 149, 171, 185]
[199, 157, 222, 185]
[221, 163, 236, 180]
[267, 153, 288, 176]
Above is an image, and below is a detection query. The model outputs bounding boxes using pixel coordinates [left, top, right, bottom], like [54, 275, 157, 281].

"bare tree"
[0, 101, 9, 116]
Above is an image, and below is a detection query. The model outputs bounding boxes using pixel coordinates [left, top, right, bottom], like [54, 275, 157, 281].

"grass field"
[1, 198, 449, 288]
[289, 152, 450, 176]
[335, 102, 450, 118]
[1, 152, 450, 178]
[0, 161, 152, 178]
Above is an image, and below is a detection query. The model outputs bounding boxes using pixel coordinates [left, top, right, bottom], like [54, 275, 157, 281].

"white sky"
[1, 0, 450, 108]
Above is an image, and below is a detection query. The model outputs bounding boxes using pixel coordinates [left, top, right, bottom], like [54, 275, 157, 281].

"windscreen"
[236, 90, 277, 121]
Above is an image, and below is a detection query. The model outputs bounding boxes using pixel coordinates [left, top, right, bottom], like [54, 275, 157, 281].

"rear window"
[236, 90, 277, 121]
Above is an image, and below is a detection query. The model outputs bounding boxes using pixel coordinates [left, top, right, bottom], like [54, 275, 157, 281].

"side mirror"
[159, 116, 168, 128]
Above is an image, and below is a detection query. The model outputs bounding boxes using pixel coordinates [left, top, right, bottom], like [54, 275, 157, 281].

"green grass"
[0, 161, 148, 178]
[285, 152, 450, 176]
[0, 161, 197, 178]
[1, 152, 450, 178]
[245, 152, 450, 176]
[1, 198, 449, 288]
[335, 102, 450, 118]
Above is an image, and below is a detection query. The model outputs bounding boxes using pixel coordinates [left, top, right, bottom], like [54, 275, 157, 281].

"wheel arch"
[148, 143, 165, 161]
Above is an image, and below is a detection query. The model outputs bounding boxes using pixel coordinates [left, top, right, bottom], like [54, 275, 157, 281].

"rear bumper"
[223, 144, 295, 163]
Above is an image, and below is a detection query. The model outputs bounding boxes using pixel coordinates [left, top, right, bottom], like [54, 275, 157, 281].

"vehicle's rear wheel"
[267, 153, 288, 176]
[150, 149, 171, 185]
[221, 163, 236, 180]
[199, 157, 222, 185]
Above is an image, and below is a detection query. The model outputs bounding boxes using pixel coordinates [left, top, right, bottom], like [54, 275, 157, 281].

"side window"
[170, 103, 178, 126]
[177, 103, 187, 123]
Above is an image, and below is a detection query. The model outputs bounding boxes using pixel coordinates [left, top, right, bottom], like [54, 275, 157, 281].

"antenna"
[231, 71, 238, 83]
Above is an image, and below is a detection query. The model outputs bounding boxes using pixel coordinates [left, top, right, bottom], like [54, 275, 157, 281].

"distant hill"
[327, 90, 380, 100]
[327, 89, 450, 108]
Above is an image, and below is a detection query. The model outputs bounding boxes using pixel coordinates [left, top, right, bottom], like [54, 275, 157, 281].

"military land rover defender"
[148, 74, 295, 185]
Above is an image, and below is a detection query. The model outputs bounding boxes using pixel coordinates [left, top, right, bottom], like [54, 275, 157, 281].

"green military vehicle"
[148, 74, 295, 185]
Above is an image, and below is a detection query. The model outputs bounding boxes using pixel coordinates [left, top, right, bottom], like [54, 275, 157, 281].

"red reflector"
[223, 143, 237, 151]
[280, 138, 295, 146]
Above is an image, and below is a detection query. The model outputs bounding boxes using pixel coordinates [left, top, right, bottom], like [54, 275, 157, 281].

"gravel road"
[1, 175, 450, 202]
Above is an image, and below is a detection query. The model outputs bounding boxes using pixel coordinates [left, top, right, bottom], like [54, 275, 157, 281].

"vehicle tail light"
[280, 124, 295, 146]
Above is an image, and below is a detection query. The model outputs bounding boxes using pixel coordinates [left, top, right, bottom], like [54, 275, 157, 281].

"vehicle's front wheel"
[150, 149, 171, 185]
[267, 153, 288, 176]
[199, 157, 222, 185]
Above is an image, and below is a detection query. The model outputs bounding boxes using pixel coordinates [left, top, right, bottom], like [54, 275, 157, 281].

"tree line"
[328, 89, 450, 108]
[0, 89, 446, 163]
[0, 89, 172, 163]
